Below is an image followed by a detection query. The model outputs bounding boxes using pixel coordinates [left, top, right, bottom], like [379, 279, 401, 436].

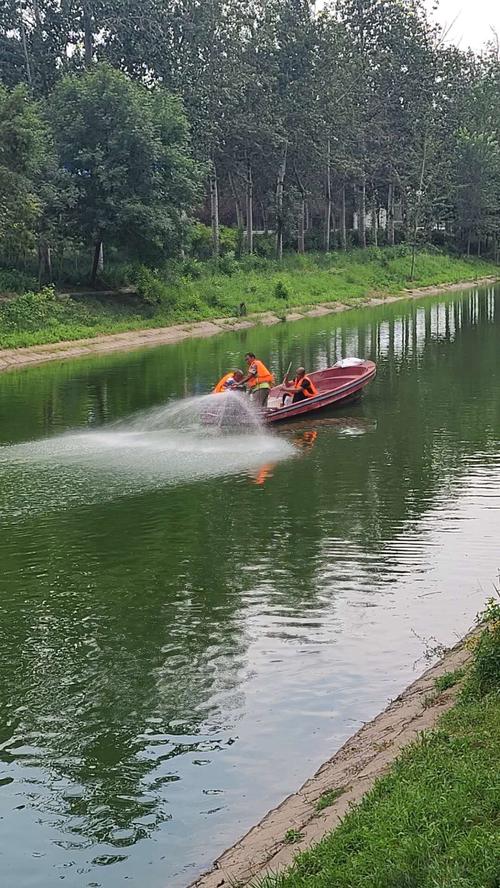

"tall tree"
[50, 64, 202, 281]
[454, 130, 500, 255]
[0, 84, 48, 256]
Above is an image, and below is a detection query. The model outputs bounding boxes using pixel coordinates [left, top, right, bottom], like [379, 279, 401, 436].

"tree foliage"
[50, 65, 201, 262]
[1, 0, 500, 280]
[0, 83, 48, 251]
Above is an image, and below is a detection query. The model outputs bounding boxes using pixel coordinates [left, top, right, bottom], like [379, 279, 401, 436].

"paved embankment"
[190, 636, 474, 888]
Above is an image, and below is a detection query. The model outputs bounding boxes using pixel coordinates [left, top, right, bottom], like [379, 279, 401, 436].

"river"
[1, 285, 500, 888]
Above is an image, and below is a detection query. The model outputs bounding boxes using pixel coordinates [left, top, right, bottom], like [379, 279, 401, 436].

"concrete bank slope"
[0, 276, 498, 374]
[190, 636, 473, 888]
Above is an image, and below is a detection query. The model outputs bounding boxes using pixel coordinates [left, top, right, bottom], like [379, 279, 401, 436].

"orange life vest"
[213, 372, 235, 394]
[294, 375, 318, 398]
[247, 359, 274, 388]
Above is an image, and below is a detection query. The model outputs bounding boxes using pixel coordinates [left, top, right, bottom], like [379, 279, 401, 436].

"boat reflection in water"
[247, 416, 376, 484]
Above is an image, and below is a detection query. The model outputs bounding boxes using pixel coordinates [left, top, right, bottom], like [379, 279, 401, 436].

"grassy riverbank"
[0, 248, 497, 349]
[258, 600, 500, 888]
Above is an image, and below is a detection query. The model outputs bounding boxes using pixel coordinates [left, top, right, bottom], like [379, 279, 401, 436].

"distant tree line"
[1, 0, 500, 283]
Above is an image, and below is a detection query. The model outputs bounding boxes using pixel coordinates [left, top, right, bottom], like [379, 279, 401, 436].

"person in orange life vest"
[281, 367, 318, 405]
[239, 352, 274, 407]
[213, 369, 244, 393]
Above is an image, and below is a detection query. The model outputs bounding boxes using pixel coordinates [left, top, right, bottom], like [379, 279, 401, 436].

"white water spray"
[0, 392, 294, 516]
[119, 391, 264, 434]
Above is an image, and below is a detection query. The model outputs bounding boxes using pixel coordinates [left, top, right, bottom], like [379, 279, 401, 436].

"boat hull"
[263, 360, 377, 424]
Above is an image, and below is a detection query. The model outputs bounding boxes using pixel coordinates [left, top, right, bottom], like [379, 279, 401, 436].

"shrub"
[220, 226, 238, 255]
[465, 596, 500, 698]
[239, 253, 273, 273]
[134, 266, 173, 308]
[180, 258, 203, 280]
[305, 226, 325, 251]
[235, 226, 245, 259]
[175, 279, 208, 315]
[190, 222, 238, 259]
[253, 232, 276, 258]
[0, 268, 38, 295]
[98, 262, 138, 289]
[217, 253, 238, 276]
[189, 223, 214, 260]
[274, 280, 290, 300]
[430, 229, 457, 251]
[362, 246, 384, 263]
[0, 287, 58, 332]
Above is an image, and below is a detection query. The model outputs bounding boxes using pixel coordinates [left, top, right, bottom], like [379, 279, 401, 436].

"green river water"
[1, 285, 500, 888]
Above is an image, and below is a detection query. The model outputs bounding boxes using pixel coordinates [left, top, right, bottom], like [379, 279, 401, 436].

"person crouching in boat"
[240, 352, 274, 407]
[213, 369, 244, 393]
[281, 367, 318, 406]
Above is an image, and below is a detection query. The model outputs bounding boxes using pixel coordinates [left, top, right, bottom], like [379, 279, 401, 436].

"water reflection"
[0, 286, 499, 888]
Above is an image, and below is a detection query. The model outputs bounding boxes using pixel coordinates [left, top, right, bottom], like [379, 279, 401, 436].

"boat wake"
[0, 393, 295, 517]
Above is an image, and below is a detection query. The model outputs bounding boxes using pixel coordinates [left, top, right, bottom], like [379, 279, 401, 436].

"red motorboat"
[263, 359, 377, 424]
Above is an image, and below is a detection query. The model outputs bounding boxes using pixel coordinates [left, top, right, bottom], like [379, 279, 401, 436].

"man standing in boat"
[239, 352, 274, 407]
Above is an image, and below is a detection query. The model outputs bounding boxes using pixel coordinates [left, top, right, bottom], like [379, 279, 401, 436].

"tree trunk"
[82, 2, 93, 67]
[90, 239, 102, 285]
[387, 178, 395, 246]
[340, 181, 347, 251]
[246, 158, 253, 254]
[38, 240, 52, 285]
[275, 143, 288, 261]
[297, 200, 305, 254]
[371, 189, 378, 247]
[209, 163, 220, 260]
[260, 200, 269, 236]
[19, 11, 32, 87]
[324, 138, 332, 252]
[228, 170, 243, 231]
[179, 209, 188, 258]
[410, 134, 428, 281]
[358, 176, 367, 248]
[294, 162, 306, 255]
[32, 0, 49, 94]
[401, 190, 410, 241]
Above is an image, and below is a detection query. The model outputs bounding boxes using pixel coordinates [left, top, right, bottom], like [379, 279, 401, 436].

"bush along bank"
[257, 597, 500, 888]
[0, 247, 498, 350]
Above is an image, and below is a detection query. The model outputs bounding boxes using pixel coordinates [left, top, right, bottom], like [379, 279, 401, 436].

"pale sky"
[428, 0, 500, 51]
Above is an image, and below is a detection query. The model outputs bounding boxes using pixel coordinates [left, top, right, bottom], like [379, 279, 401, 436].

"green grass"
[0, 247, 497, 350]
[314, 788, 347, 813]
[257, 601, 500, 888]
[434, 668, 465, 693]
[284, 829, 304, 845]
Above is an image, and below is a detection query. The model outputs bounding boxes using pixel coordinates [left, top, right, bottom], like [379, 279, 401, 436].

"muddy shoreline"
[0, 276, 497, 374]
[190, 635, 473, 888]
